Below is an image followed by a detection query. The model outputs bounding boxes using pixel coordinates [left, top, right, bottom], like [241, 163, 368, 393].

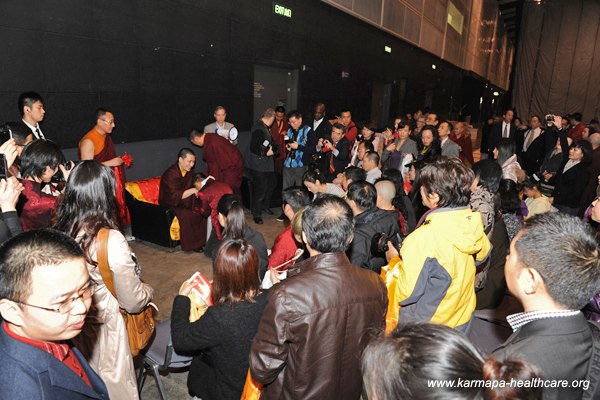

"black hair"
[522, 177, 541, 191]
[282, 186, 311, 213]
[515, 213, 600, 309]
[3, 122, 32, 146]
[344, 166, 366, 184]
[420, 158, 474, 208]
[494, 138, 516, 166]
[332, 123, 346, 133]
[364, 151, 380, 166]
[360, 141, 375, 153]
[571, 112, 582, 122]
[302, 194, 354, 253]
[417, 125, 441, 158]
[572, 139, 593, 164]
[302, 168, 325, 185]
[0, 229, 84, 303]
[217, 194, 245, 240]
[346, 181, 377, 212]
[274, 106, 286, 113]
[178, 147, 195, 159]
[17, 92, 43, 117]
[94, 107, 111, 122]
[20, 139, 65, 180]
[287, 110, 302, 120]
[472, 159, 503, 194]
[362, 322, 542, 400]
[188, 128, 205, 142]
[498, 179, 522, 215]
[53, 161, 119, 266]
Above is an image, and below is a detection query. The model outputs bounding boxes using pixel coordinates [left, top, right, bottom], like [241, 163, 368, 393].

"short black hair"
[346, 181, 377, 212]
[282, 186, 311, 213]
[420, 157, 474, 208]
[472, 159, 503, 194]
[287, 110, 302, 120]
[20, 139, 65, 180]
[94, 107, 111, 122]
[302, 195, 354, 253]
[360, 141, 374, 153]
[188, 128, 205, 142]
[275, 106, 286, 113]
[3, 121, 32, 146]
[515, 213, 600, 309]
[178, 147, 195, 159]
[0, 229, 84, 303]
[18, 92, 43, 117]
[364, 151, 380, 165]
[571, 112, 582, 122]
[332, 123, 346, 133]
[344, 166, 366, 184]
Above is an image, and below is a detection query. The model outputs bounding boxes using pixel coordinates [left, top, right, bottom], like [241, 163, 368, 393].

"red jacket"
[19, 180, 58, 231]
[267, 226, 299, 270]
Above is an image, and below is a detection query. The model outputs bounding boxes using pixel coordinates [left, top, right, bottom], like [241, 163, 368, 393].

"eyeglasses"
[101, 118, 115, 125]
[16, 284, 95, 314]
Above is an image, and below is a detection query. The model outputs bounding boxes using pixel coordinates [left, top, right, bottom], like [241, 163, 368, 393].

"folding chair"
[137, 319, 193, 400]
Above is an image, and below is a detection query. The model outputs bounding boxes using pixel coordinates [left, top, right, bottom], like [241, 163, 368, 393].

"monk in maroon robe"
[158, 148, 206, 251]
[79, 108, 130, 226]
[194, 175, 233, 240]
[189, 130, 243, 195]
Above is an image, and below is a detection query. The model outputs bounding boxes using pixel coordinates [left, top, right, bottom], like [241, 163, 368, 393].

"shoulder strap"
[96, 228, 118, 301]
[583, 321, 600, 399]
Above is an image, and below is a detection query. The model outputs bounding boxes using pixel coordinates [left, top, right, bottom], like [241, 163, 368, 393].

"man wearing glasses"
[0, 229, 108, 399]
[79, 108, 130, 226]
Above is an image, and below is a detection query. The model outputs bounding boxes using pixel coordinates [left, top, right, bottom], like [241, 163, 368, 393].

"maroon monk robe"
[79, 133, 130, 226]
[158, 163, 206, 251]
[202, 134, 244, 194]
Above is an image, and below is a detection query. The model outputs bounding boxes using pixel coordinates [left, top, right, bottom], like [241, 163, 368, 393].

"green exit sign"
[273, 2, 292, 18]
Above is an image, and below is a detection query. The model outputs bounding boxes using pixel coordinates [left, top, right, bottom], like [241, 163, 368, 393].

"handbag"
[240, 369, 262, 400]
[97, 228, 156, 357]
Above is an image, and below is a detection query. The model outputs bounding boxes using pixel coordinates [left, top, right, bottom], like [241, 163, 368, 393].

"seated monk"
[158, 148, 206, 252]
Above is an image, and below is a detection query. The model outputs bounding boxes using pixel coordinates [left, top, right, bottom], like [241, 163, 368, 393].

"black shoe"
[263, 208, 274, 215]
[276, 213, 287, 222]
[254, 216, 264, 224]
[192, 246, 204, 253]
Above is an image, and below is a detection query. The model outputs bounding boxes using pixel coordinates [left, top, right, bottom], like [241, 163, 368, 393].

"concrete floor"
[134, 208, 283, 399]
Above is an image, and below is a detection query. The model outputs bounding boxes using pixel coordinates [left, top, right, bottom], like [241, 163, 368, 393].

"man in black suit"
[309, 103, 332, 172]
[488, 107, 516, 154]
[519, 115, 547, 174]
[320, 123, 351, 182]
[492, 213, 600, 400]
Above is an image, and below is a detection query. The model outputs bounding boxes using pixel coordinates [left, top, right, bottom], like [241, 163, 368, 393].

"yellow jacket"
[394, 207, 491, 330]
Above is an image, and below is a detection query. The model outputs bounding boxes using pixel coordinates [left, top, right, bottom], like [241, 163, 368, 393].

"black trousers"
[248, 169, 276, 217]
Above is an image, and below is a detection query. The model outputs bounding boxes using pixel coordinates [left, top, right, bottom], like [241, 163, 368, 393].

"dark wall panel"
[0, 0, 490, 149]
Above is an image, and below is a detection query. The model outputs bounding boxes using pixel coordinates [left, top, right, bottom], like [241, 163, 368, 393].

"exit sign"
[273, 2, 292, 18]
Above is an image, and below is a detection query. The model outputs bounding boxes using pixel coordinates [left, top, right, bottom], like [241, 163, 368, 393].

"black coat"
[492, 314, 595, 400]
[349, 208, 400, 273]
[489, 121, 517, 153]
[323, 136, 351, 182]
[171, 294, 268, 400]
[551, 130, 590, 209]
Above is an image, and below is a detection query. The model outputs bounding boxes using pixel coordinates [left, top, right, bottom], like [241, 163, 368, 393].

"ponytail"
[217, 194, 246, 240]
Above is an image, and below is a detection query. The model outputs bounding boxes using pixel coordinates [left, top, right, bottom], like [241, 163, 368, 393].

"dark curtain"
[513, 1, 600, 121]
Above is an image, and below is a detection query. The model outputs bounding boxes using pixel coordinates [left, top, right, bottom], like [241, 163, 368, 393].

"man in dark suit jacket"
[492, 213, 600, 400]
[488, 108, 516, 153]
[309, 103, 332, 173]
[0, 229, 109, 399]
[320, 123, 351, 182]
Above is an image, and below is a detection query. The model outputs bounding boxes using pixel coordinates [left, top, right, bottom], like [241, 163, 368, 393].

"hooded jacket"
[393, 206, 490, 330]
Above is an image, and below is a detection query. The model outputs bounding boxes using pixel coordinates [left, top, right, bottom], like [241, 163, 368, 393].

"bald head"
[589, 133, 600, 150]
[375, 180, 396, 210]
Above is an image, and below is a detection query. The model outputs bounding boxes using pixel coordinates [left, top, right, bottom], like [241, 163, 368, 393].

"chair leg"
[151, 364, 168, 400]
[137, 364, 147, 395]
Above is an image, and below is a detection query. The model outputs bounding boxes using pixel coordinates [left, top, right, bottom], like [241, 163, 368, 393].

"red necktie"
[329, 142, 337, 174]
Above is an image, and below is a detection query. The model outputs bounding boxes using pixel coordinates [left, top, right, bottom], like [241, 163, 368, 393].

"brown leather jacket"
[249, 252, 388, 400]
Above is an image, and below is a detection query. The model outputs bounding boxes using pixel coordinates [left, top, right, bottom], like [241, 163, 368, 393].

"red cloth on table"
[159, 164, 206, 251]
[202, 133, 244, 193]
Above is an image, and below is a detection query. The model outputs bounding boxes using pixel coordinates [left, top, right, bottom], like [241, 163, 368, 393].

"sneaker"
[125, 235, 135, 242]
[276, 213, 287, 222]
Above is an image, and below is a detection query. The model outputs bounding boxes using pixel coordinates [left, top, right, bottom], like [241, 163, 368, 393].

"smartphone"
[0, 126, 12, 145]
[0, 153, 8, 180]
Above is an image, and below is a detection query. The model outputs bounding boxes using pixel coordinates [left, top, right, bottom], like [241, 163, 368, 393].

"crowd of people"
[0, 91, 599, 400]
